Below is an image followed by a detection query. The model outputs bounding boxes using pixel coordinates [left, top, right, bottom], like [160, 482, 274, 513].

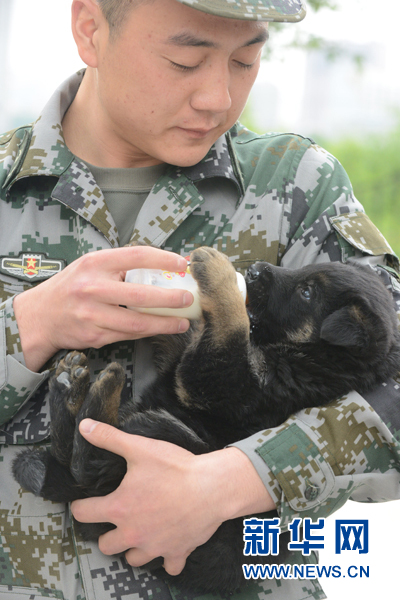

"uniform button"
[304, 482, 320, 501]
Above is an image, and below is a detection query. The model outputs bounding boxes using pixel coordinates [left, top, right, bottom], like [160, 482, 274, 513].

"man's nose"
[190, 66, 232, 114]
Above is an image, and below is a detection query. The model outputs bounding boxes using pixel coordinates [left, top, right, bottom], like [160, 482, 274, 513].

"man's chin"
[158, 127, 226, 167]
[163, 145, 217, 168]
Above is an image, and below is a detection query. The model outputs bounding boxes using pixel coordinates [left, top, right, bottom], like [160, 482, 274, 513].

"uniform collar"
[3, 71, 84, 191]
[171, 128, 244, 193]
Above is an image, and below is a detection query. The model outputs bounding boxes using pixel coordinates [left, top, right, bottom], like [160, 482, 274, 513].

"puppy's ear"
[320, 305, 371, 350]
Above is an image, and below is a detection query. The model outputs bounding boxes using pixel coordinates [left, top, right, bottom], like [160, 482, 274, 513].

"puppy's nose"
[247, 264, 262, 281]
[247, 262, 274, 283]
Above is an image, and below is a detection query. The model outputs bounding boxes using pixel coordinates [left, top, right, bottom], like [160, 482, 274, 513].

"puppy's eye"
[300, 286, 312, 301]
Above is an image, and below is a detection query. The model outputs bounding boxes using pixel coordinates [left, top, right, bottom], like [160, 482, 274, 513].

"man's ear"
[71, 0, 106, 68]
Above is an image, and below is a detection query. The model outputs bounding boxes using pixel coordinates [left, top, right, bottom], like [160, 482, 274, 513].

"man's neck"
[61, 68, 164, 169]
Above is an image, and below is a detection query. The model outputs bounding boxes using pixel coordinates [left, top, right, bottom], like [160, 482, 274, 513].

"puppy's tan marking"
[190, 247, 249, 346]
[286, 320, 315, 344]
[349, 304, 366, 323]
[89, 364, 125, 427]
[175, 378, 192, 408]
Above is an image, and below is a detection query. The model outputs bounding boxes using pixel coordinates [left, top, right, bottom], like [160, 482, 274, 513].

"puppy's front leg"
[50, 351, 91, 467]
[174, 248, 261, 430]
[190, 247, 249, 344]
[70, 362, 126, 491]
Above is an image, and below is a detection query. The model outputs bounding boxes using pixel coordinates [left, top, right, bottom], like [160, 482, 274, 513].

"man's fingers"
[97, 523, 136, 556]
[81, 304, 190, 343]
[90, 246, 188, 274]
[163, 555, 188, 576]
[77, 420, 178, 460]
[72, 427, 201, 570]
[125, 548, 156, 568]
[71, 494, 112, 526]
[125, 548, 187, 576]
[78, 420, 139, 457]
[99, 280, 193, 310]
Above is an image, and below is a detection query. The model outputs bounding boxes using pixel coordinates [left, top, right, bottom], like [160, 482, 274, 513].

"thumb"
[79, 419, 137, 459]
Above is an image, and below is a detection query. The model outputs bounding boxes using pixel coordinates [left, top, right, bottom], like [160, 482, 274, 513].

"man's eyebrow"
[165, 29, 269, 49]
[244, 30, 269, 47]
[166, 32, 216, 48]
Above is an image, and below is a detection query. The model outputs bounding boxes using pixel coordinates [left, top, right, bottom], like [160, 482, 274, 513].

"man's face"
[92, 0, 268, 167]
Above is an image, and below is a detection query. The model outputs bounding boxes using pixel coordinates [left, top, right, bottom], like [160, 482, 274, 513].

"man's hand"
[71, 419, 275, 576]
[13, 246, 192, 372]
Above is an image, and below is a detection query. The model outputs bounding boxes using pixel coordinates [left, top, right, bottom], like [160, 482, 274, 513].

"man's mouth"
[177, 127, 216, 139]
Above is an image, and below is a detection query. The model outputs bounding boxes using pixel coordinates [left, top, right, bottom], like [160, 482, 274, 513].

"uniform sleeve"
[0, 295, 50, 426]
[232, 391, 400, 528]
[0, 128, 51, 425]
[232, 143, 400, 526]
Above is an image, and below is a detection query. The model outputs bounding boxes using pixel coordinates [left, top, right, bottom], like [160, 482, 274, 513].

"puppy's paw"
[190, 247, 238, 297]
[190, 247, 249, 339]
[51, 351, 90, 416]
[84, 363, 126, 427]
[93, 362, 125, 394]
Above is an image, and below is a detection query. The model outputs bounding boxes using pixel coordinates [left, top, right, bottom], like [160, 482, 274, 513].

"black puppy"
[13, 247, 400, 592]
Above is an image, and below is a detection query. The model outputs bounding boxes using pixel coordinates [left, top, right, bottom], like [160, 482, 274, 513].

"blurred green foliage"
[323, 129, 400, 257]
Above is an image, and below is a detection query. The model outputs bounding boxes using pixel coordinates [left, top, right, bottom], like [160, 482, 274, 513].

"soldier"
[0, 1, 399, 599]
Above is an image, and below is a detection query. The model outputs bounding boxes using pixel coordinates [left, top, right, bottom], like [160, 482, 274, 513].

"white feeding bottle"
[125, 264, 247, 320]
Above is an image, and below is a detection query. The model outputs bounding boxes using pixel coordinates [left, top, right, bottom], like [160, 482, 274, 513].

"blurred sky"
[252, 0, 400, 136]
[1, 2, 400, 598]
[2, 0, 400, 137]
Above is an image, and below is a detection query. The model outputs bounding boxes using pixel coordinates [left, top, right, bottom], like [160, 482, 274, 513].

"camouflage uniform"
[0, 70, 399, 600]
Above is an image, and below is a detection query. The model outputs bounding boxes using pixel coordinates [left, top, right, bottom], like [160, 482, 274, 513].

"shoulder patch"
[0, 130, 15, 145]
[330, 212, 396, 258]
[0, 126, 31, 146]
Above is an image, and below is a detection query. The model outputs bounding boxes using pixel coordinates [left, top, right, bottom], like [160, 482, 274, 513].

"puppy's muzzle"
[246, 262, 274, 284]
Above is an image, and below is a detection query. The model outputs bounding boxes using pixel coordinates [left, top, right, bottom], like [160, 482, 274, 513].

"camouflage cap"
[177, 0, 306, 22]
